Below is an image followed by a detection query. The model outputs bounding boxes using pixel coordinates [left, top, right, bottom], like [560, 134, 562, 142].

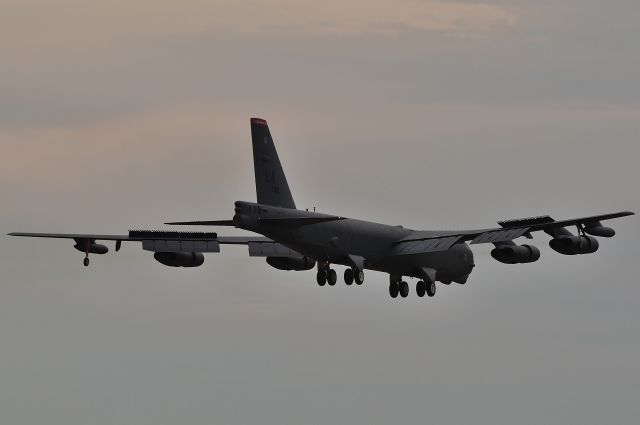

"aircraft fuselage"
[233, 201, 475, 283]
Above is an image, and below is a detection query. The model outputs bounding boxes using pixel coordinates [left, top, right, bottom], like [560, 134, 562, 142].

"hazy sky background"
[1, 1, 638, 424]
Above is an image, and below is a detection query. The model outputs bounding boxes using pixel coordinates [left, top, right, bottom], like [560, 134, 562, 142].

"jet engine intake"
[549, 235, 599, 255]
[266, 256, 315, 271]
[584, 222, 615, 238]
[491, 244, 540, 264]
[154, 252, 204, 267]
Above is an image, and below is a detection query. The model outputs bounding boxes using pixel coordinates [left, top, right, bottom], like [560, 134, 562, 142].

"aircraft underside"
[260, 229, 475, 299]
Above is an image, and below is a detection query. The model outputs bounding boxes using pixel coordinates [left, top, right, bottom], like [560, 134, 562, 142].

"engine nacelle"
[491, 244, 541, 264]
[549, 235, 599, 255]
[74, 241, 108, 254]
[154, 252, 204, 267]
[584, 223, 615, 238]
[266, 256, 316, 271]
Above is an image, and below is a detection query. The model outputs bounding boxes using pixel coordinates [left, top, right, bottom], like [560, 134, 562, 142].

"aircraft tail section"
[250, 118, 296, 209]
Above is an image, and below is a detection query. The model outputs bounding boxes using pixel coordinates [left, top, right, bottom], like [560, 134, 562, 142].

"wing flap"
[389, 236, 463, 256]
[470, 227, 530, 244]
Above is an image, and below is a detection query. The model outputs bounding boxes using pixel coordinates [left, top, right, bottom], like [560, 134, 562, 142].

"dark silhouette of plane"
[9, 118, 634, 299]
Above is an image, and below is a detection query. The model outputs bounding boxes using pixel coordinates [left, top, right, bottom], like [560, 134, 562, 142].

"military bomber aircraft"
[9, 118, 634, 299]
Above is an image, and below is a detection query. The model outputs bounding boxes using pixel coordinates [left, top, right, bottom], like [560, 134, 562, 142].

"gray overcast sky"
[1, 1, 639, 424]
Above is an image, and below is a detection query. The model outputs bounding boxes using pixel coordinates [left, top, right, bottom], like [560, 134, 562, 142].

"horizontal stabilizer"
[165, 220, 235, 226]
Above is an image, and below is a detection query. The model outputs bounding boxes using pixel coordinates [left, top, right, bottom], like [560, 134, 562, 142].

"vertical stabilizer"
[250, 118, 296, 209]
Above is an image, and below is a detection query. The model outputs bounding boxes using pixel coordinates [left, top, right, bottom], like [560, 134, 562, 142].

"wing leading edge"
[389, 211, 634, 256]
[8, 231, 303, 265]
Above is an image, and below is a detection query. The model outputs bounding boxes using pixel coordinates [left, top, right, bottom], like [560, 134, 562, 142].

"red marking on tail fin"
[251, 118, 267, 125]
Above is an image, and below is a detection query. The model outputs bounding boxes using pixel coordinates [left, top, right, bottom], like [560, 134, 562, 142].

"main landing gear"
[316, 267, 337, 286]
[316, 268, 337, 286]
[344, 268, 364, 285]
[344, 268, 354, 285]
[415, 280, 436, 297]
[317, 264, 364, 287]
[390, 275, 436, 299]
[389, 275, 410, 298]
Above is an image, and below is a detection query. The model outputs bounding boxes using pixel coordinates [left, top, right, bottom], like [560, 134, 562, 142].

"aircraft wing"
[389, 211, 634, 256]
[9, 232, 134, 241]
[8, 230, 305, 265]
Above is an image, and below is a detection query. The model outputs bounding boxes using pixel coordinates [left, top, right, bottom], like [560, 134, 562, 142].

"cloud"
[0, 1, 522, 127]
[0, 103, 245, 188]
[215, 0, 517, 37]
[2, 0, 517, 47]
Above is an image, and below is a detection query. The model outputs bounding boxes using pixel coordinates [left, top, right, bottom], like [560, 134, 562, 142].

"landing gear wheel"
[316, 270, 327, 286]
[355, 270, 364, 285]
[344, 268, 354, 285]
[327, 269, 337, 286]
[83, 257, 90, 267]
[426, 281, 436, 297]
[416, 280, 426, 297]
[389, 282, 399, 298]
[399, 281, 409, 298]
